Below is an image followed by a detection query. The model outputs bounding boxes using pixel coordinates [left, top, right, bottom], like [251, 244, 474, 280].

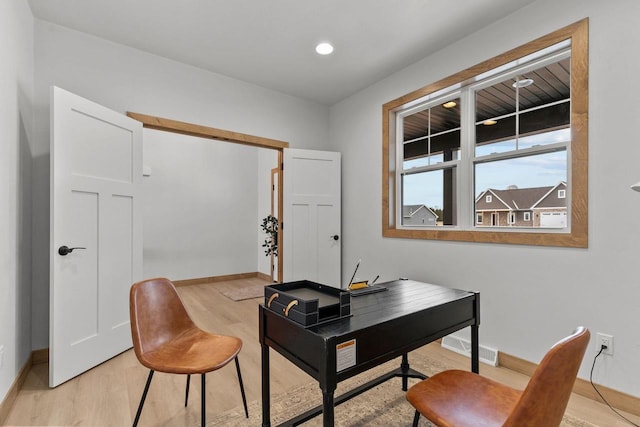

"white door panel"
[50, 87, 142, 387]
[283, 149, 341, 288]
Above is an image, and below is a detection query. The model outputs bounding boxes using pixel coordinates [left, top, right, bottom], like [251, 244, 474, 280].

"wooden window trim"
[382, 19, 588, 248]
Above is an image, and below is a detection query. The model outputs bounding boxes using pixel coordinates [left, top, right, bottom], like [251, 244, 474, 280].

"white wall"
[329, 0, 640, 396]
[32, 20, 330, 349]
[0, 0, 33, 404]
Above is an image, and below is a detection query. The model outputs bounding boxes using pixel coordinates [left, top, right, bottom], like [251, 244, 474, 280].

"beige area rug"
[216, 283, 268, 301]
[206, 352, 597, 427]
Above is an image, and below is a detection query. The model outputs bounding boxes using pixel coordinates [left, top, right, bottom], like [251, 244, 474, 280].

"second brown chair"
[407, 326, 590, 427]
[129, 277, 248, 427]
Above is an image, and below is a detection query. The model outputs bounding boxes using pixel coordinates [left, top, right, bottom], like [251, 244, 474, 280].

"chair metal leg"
[234, 356, 249, 418]
[185, 374, 191, 407]
[132, 370, 154, 427]
[412, 409, 421, 427]
[201, 373, 206, 427]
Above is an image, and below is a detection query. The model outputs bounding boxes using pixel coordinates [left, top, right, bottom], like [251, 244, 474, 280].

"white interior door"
[50, 87, 142, 387]
[283, 148, 341, 288]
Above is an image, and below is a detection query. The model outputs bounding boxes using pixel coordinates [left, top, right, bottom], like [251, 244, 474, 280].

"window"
[383, 19, 588, 248]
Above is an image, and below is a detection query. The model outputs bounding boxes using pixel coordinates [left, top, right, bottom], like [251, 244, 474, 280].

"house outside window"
[382, 19, 588, 248]
[475, 182, 567, 228]
[402, 204, 438, 227]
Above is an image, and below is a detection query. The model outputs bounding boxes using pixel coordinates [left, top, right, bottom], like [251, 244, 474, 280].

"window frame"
[382, 19, 588, 248]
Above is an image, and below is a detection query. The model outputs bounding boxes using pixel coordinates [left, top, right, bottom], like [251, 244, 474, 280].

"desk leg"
[321, 387, 335, 427]
[471, 324, 479, 374]
[262, 344, 271, 427]
[401, 353, 409, 391]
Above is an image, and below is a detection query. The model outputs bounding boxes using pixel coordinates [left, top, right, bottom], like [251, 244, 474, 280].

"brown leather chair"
[129, 277, 248, 427]
[407, 327, 590, 427]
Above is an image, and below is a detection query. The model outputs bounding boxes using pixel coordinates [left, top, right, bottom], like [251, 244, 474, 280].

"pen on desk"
[348, 259, 361, 289]
[371, 275, 379, 285]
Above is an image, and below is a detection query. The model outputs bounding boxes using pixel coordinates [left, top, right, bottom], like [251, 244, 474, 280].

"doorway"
[141, 128, 279, 281]
[127, 112, 289, 282]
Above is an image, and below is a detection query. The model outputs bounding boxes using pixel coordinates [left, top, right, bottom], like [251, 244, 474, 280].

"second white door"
[283, 148, 341, 288]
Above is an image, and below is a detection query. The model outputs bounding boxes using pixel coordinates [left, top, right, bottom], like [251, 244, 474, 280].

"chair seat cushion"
[139, 328, 242, 374]
[406, 370, 522, 427]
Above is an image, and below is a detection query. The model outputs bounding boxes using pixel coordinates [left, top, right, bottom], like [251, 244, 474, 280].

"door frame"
[270, 167, 280, 282]
[126, 112, 288, 282]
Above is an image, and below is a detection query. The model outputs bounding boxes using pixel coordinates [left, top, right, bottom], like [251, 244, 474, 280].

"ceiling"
[27, 0, 539, 105]
[403, 57, 571, 142]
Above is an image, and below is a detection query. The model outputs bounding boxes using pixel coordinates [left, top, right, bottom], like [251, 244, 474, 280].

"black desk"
[259, 279, 480, 427]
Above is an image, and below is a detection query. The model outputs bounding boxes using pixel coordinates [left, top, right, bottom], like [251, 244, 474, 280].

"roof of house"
[476, 182, 567, 211]
[403, 204, 438, 218]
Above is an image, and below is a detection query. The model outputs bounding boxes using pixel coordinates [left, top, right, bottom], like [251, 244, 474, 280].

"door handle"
[58, 245, 87, 256]
[331, 235, 339, 241]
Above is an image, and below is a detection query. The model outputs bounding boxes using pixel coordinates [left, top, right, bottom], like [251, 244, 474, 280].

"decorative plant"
[260, 215, 278, 257]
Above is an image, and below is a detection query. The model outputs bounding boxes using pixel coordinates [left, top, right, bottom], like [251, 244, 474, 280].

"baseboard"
[499, 351, 640, 417]
[32, 348, 49, 365]
[173, 272, 261, 287]
[256, 271, 275, 282]
[0, 351, 34, 425]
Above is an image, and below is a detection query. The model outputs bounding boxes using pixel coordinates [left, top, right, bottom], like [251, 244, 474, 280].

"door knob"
[331, 235, 339, 241]
[58, 245, 87, 256]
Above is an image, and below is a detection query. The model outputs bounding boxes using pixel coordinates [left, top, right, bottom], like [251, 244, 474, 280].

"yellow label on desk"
[336, 339, 356, 372]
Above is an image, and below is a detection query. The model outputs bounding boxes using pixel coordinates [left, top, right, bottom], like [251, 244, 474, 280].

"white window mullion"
[395, 113, 404, 227]
[458, 87, 475, 229]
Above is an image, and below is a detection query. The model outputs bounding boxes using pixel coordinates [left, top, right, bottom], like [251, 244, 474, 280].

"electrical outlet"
[597, 333, 614, 356]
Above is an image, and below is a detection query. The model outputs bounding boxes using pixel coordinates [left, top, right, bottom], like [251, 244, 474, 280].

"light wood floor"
[3, 278, 639, 426]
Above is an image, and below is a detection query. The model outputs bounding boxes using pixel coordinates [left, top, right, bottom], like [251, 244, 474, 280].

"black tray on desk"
[264, 280, 351, 327]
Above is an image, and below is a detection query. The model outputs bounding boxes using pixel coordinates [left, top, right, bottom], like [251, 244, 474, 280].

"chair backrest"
[129, 277, 197, 360]
[504, 327, 590, 427]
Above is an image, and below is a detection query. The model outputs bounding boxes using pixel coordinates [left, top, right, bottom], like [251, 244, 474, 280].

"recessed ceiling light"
[483, 119, 498, 126]
[512, 78, 534, 88]
[442, 101, 457, 109]
[315, 42, 334, 55]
